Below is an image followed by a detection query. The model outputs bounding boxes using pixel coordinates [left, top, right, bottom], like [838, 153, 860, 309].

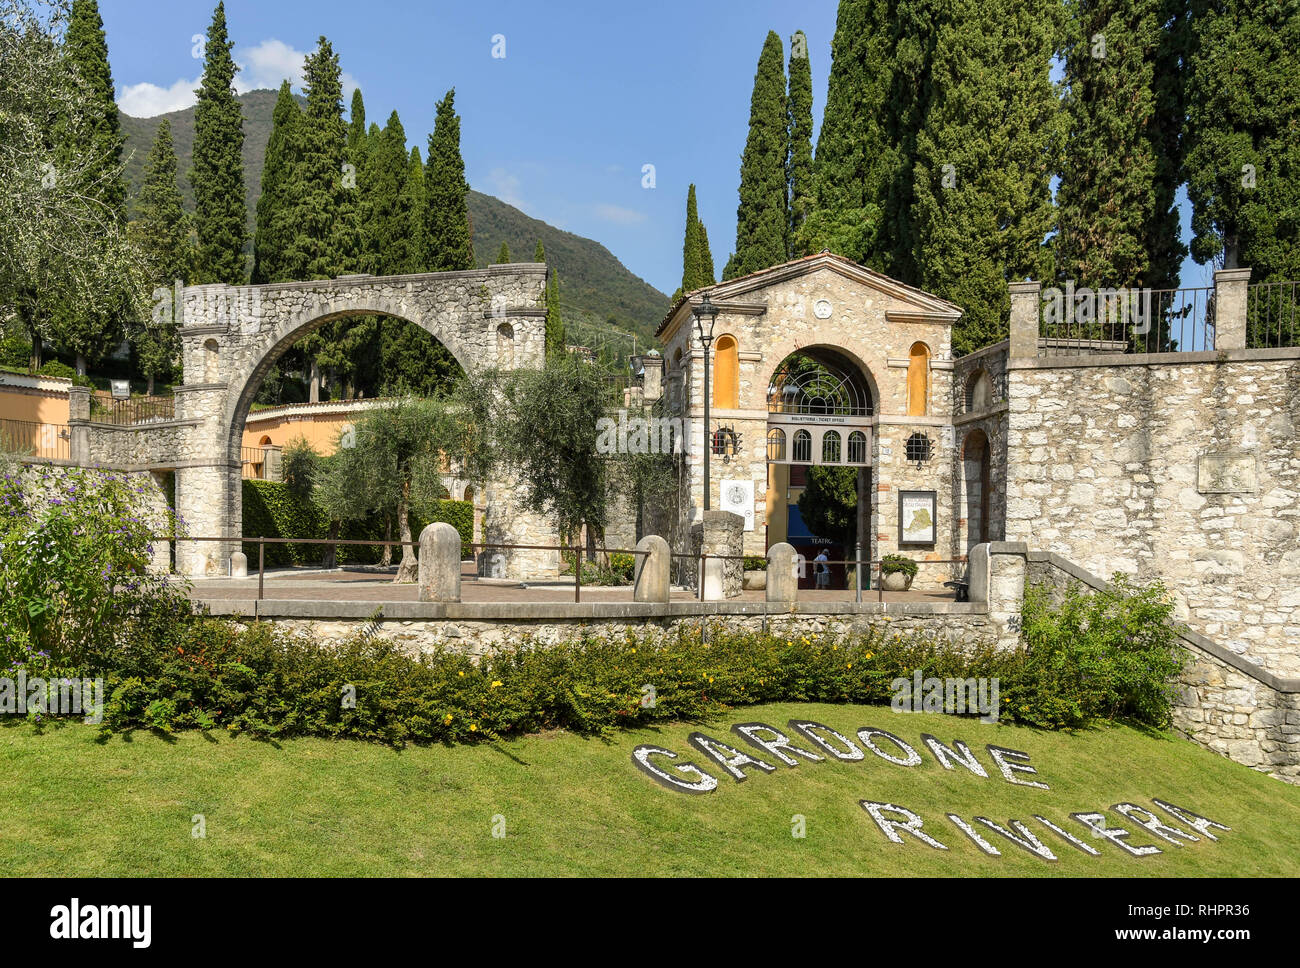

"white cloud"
[486, 168, 528, 211]
[593, 203, 647, 225]
[117, 76, 200, 117]
[116, 38, 361, 118]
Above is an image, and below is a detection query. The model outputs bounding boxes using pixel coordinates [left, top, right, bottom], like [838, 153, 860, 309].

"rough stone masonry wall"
[1006, 353, 1300, 677]
[1027, 551, 1300, 784]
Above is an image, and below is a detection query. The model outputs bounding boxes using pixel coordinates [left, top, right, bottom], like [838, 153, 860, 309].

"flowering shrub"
[0, 466, 188, 671]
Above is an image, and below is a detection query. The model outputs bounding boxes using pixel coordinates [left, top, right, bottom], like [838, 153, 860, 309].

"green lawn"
[1, 703, 1297, 875]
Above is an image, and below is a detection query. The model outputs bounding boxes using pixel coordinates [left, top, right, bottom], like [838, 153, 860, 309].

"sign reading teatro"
[631, 718, 1231, 862]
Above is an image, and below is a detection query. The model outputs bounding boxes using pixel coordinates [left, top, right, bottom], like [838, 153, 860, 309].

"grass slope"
[2, 702, 1296, 875]
[120, 92, 668, 345]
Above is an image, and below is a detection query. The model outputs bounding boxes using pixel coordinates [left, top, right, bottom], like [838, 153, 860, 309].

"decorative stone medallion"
[813, 298, 833, 319]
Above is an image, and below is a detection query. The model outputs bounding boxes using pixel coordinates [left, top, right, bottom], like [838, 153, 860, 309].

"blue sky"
[101, 0, 1209, 298]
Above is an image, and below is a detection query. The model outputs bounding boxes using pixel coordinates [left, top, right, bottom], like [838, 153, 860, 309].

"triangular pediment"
[658, 252, 962, 337]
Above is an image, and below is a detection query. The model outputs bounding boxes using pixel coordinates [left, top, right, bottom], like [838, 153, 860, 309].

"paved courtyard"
[179, 562, 960, 605]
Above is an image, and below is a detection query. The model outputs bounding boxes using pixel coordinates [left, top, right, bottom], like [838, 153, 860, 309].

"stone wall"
[1026, 549, 1300, 784]
[1005, 350, 1300, 677]
[211, 600, 1002, 661]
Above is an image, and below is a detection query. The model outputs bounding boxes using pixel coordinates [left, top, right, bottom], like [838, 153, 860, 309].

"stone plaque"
[813, 298, 832, 319]
[720, 479, 755, 531]
[1197, 453, 1257, 494]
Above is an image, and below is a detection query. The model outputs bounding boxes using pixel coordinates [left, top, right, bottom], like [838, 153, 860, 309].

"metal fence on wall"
[0, 418, 71, 461]
[1247, 282, 1300, 349]
[1039, 285, 1216, 357]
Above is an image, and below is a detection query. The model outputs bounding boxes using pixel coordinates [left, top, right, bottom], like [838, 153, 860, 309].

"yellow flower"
[458, 670, 465, 677]
[847, 663, 853, 669]
[470, 724, 478, 732]
[491, 680, 502, 689]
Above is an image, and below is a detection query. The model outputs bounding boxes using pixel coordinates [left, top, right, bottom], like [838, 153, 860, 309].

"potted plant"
[742, 554, 767, 591]
[880, 553, 918, 591]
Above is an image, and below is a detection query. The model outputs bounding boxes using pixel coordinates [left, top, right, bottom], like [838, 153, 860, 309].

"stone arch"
[223, 302, 477, 466]
[961, 428, 991, 552]
[965, 368, 992, 412]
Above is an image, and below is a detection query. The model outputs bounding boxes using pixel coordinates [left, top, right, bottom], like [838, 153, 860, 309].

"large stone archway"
[79, 266, 549, 576]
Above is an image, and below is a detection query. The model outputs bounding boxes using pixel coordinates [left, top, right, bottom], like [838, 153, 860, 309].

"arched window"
[203, 339, 220, 383]
[258, 435, 272, 447]
[792, 429, 812, 463]
[965, 369, 991, 412]
[496, 323, 515, 367]
[766, 428, 786, 462]
[847, 431, 868, 464]
[907, 342, 930, 416]
[821, 430, 841, 463]
[905, 432, 932, 466]
[713, 334, 738, 409]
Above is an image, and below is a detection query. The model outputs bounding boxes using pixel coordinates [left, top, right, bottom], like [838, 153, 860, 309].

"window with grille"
[906, 433, 932, 464]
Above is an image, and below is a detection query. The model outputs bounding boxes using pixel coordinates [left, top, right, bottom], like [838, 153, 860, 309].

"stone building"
[649, 251, 1001, 588]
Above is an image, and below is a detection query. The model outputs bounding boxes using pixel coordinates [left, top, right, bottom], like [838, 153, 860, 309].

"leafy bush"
[0, 332, 32, 369]
[0, 466, 185, 672]
[743, 555, 768, 571]
[240, 479, 473, 566]
[880, 553, 918, 578]
[1014, 574, 1184, 729]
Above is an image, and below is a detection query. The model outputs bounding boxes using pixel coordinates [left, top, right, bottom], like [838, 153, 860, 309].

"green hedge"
[240, 480, 473, 567]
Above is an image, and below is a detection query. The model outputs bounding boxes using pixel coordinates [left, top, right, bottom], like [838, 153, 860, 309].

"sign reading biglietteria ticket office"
[631, 719, 1232, 862]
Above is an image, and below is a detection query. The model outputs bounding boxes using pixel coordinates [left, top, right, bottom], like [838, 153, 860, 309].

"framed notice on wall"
[898, 490, 937, 546]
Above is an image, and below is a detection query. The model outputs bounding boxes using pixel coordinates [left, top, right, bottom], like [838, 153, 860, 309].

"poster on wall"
[720, 479, 755, 531]
[898, 490, 937, 545]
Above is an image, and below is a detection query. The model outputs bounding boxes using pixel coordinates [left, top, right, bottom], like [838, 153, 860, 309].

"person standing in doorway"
[814, 549, 830, 590]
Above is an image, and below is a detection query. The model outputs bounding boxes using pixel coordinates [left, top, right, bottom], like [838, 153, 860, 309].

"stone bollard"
[689, 510, 745, 600]
[766, 542, 799, 603]
[418, 522, 462, 603]
[230, 551, 248, 579]
[633, 534, 671, 603]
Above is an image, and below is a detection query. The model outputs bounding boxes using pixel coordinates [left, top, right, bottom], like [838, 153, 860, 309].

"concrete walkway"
[178, 563, 958, 606]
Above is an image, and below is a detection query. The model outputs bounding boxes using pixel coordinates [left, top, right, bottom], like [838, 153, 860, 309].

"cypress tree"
[399, 146, 427, 272]
[362, 112, 417, 275]
[495, 241, 511, 264]
[805, 0, 894, 264]
[129, 119, 194, 393]
[1184, 0, 1300, 283]
[190, 1, 247, 284]
[252, 80, 300, 284]
[909, 0, 1063, 354]
[534, 239, 545, 262]
[1055, 0, 1187, 293]
[726, 31, 789, 279]
[786, 30, 814, 255]
[423, 89, 475, 271]
[347, 88, 367, 162]
[53, 0, 129, 373]
[880, 0, 942, 283]
[64, 0, 125, 214]
[676, 184, 716, 298]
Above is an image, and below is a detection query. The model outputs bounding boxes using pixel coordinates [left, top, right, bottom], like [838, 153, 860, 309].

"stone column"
[1213, 268, 1252, 351]
[765, 541, 799, 603]
[690, 509, 744, 600]
[983, 542, 1028, 649]
[1008, 281, 1042, 359]
[633, 534, 671, 603]
[640, 354, 664, 403]
[67, 386, 91, 465]
[174, 464, 235, 577]
[418, 522, 462, 602]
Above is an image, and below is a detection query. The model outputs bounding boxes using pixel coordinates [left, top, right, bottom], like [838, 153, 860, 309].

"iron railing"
[90, 394, 175, 425]
[1247, 282, 1300, 349]
[0, 418, 71, 461]
[158, 536, 969, 606]
[1039, 286, 1215, 356]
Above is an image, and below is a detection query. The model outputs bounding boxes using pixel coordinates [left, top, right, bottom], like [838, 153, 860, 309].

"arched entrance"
[960, 428, 991, 553]
[157, 266, 548, 576]
[764, 348, 875, 590]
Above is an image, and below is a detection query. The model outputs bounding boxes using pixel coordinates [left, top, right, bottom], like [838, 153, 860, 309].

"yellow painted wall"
[241, 407, 369, 455]
[713, 334, 739, 409]
[907, 342, 930, 416]
[0, 386, 71, 425]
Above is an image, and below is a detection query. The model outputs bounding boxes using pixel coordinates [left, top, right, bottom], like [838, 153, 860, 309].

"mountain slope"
[120, 91, 668, 345]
